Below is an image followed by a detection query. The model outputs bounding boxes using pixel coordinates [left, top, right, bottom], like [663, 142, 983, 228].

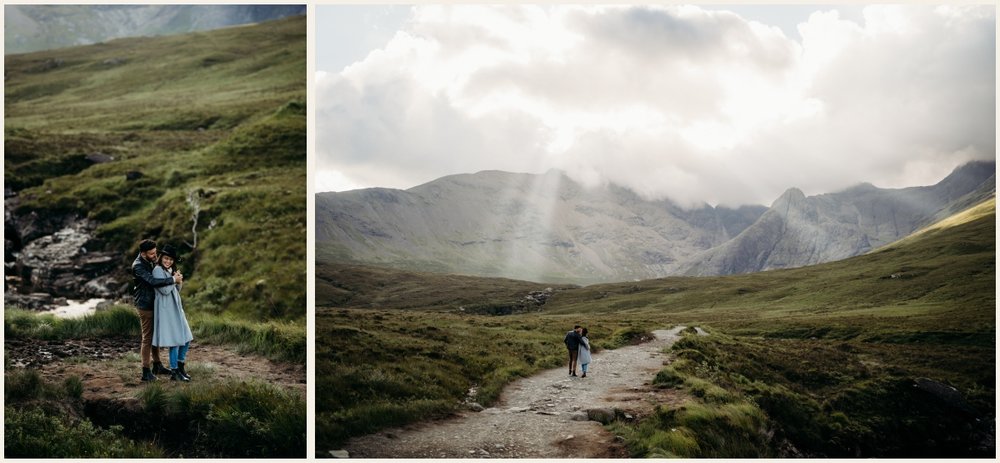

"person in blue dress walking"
[151, 244, 194, 382]
[578, 328, 592, 378]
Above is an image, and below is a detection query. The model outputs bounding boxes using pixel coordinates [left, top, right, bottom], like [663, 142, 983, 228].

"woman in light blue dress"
[151, 244, 194, 382]
[578, 328, 592, 378]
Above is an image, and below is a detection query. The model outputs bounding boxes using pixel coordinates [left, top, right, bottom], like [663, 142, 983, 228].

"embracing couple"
[564, 325, 592, 378]
[131, 239, 194, 383]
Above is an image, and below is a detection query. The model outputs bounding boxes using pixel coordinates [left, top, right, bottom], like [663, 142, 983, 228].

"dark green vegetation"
[317, 196, 995, 456]
[5, 368, 305, 458]
[5, 16, 305, 458]
[5, 15, 306, 321]
[5, 369, 162, 458]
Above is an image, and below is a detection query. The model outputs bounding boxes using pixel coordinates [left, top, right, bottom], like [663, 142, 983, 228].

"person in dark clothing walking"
[132, 239, 183, 382]
[564, 325, 584, 376]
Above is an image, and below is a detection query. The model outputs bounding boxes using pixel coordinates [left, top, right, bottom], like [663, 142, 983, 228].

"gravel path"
[341, 326, 692, 458]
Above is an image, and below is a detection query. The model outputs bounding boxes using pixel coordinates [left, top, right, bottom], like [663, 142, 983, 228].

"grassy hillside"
[5, 15, 306, 321]
[317, 262, 565, 311]
[316, 196, 995, 456]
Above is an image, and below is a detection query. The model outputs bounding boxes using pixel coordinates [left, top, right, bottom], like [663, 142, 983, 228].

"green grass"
[4, 304, 305, 363]
[4, 305, 141, 340]
[4, 368, 303, 458]
[188, 312, 305, 363]
[4, 369, 163, 458]
[135, 379, 305, 457]
[609, 399, 773, 458]
[316, 196, 995, 457]
[315, 307, 654, 449]
[5, 15, 305, 322]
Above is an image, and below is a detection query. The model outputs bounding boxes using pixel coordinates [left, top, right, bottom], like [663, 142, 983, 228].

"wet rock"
[8, 202, 77, 244]
[84, 275, 120, 298]
[13, 219, 118, 298]
[5, 292, 55, 310]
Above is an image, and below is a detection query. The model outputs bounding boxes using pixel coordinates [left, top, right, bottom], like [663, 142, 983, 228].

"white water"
[40, 298, 106, 319]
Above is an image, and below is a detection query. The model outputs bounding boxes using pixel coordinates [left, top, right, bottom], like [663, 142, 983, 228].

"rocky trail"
[5, 337, 306, 398]
[339, 326, 698, 458]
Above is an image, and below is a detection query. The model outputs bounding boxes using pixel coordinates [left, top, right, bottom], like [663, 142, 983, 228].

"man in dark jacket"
[132, 239, 182, 382]
[564, 325, 584, 376]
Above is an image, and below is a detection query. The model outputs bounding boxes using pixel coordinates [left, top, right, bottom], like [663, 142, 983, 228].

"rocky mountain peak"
[317, 162, 994, 283]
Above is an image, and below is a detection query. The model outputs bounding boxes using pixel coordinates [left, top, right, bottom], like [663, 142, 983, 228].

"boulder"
[4, 292, 54, 310]
[913, 377, 978, 416]
[84, 275, 120, 298]
[586, 408, 617, 425]
[467, 402, 485, 412]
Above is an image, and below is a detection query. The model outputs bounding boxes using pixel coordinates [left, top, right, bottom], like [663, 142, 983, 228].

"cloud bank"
[317, 4, 995, 207]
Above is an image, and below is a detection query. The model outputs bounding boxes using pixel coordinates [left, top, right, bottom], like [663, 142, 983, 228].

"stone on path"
[586, 408, 617, 425]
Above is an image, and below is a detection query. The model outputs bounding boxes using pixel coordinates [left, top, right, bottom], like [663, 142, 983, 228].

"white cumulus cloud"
[316, 4, 995, 207]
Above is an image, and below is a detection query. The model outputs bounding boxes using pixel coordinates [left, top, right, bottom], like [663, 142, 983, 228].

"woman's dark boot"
[170, 369, 190, 382]
[153, 362, 172, 375]
[177, 361, 191, 381]
[141, 367, 156, 382]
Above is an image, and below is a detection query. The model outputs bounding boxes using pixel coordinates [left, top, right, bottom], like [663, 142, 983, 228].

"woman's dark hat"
[159, 244, 180, 260]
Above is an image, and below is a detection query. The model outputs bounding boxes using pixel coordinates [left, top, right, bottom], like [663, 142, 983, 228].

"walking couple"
[564, 325, 592, 377]
[131, 239, 194, 383]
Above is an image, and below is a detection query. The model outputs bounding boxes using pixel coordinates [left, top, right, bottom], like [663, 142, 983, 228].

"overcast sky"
[316, 4, 995, 207]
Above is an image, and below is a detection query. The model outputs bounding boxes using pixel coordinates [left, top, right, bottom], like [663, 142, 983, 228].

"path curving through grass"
[340, 327, 692, 458]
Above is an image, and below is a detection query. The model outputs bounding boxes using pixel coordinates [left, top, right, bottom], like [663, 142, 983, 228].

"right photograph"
[315, 4, 995, 459]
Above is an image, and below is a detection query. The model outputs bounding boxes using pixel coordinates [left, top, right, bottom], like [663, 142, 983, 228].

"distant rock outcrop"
[685, 161, 996, 275]
[317, 170, 765, 284]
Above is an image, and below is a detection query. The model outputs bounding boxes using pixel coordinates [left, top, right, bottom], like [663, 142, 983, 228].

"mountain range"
[316, 161, 995, 284]
[5, 5, 306, 54]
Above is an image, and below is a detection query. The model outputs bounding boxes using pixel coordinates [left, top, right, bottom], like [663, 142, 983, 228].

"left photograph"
[4, 4, 306, 458]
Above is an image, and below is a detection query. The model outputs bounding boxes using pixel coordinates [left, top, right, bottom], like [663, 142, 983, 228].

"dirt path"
[5, 338, 306, 398]
[341, 326, 693, 458]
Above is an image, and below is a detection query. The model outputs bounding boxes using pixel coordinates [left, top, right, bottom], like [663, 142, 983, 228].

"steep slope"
[317, 170, 765, 284]
[684, 161, 995, 276]
[5, 16, 306, 320]
[5, 5, 306, 54]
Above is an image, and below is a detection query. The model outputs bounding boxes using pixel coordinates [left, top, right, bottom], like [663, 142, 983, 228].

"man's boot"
[153, 361, 172, 375]
[177, 361, 191, 381]
[141, 367, 156, 382]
